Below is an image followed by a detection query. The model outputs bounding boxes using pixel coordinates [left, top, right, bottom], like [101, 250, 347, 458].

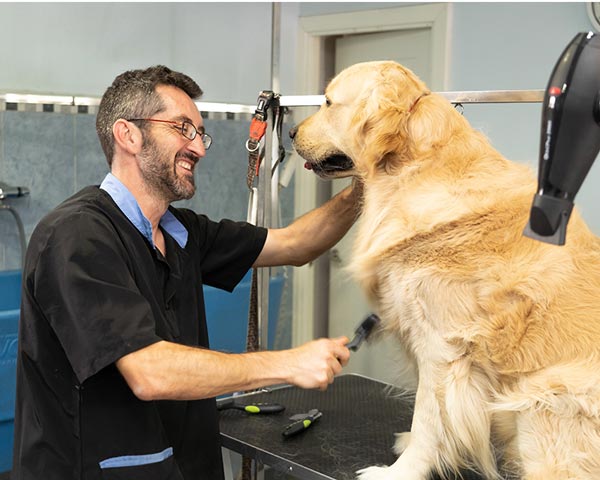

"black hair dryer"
[523, 32, 600, 245]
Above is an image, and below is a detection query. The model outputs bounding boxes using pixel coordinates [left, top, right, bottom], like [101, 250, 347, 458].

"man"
[11, 65, 359, 480]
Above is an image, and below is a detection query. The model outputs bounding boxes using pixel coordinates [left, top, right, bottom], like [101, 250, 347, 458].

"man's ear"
[112, 119, 143, 155]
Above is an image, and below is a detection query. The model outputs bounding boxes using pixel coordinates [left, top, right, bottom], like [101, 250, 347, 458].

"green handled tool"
[217, 399, 285, 414]
[282, 409, 323, 438]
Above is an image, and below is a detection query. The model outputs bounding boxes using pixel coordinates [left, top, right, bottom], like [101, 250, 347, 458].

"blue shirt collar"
[99, 173, 188, 249]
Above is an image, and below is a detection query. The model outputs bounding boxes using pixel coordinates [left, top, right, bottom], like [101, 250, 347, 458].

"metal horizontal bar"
[0, 92, 256, 114]
[1, 89, 546, 111]
[0, 93, 75, 105]
[438, 89, 544, 104]
[74, 96, 101, 106]
[196, 102, 255, 114]
[279, 90, 545, 108]
[279, 95, 326, 107]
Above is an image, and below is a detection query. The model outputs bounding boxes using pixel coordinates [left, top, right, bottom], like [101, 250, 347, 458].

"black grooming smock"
[12, 184, 267, 480]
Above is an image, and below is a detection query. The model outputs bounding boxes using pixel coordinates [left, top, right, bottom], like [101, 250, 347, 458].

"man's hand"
[280, 336, 351, 390]
[255, 180, 364, 268]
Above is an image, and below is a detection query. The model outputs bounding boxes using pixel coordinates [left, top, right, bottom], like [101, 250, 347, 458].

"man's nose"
[187, 135, 206, 157]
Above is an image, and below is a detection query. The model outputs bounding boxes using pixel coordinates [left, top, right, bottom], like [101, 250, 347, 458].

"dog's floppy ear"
[407, 94, 468, 158]
[348, 63, 445, 177]
[349, 81, 413, 177]
[347, 62, 470, 177]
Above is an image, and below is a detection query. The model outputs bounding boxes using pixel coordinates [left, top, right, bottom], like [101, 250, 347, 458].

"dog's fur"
[291, 61, 600, 480]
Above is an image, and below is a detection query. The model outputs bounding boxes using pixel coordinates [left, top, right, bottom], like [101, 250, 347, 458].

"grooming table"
[219, 373, 483, 480]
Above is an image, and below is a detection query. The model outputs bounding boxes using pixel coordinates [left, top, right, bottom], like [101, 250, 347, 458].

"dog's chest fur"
[349, 178, 536, 365]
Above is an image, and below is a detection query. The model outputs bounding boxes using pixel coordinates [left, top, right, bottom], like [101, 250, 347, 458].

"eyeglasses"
[127, 118, 212, 150]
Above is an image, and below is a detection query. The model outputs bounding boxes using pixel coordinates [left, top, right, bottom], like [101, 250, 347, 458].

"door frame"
[291, 3, 451, 344]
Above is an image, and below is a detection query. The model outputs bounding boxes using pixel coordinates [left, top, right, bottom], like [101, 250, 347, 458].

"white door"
[335, 28, 432, 81]
[328, 27, 432, 387]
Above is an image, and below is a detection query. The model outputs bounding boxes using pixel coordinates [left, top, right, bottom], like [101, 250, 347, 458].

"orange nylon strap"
[246, 91, 275, 190]
[249, 117, 268, 141]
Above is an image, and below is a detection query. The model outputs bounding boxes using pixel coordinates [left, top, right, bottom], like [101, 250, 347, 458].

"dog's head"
[290, 61, 461, 179]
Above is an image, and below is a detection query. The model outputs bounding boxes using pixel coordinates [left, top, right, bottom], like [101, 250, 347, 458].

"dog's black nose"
[289, 126, 297, 139]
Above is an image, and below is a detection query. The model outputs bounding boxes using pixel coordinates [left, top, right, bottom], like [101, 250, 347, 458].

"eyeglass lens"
[182, 122, 212, 149]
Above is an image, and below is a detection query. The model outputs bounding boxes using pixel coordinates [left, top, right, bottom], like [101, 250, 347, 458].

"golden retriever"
[290, 61, 600, 480]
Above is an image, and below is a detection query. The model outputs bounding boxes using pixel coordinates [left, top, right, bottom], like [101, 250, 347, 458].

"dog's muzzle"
[290, 125, 355, 178]
[306, 154, 354, 177]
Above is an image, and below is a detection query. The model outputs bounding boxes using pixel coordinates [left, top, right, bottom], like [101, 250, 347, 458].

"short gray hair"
[96, 65, 203, 165]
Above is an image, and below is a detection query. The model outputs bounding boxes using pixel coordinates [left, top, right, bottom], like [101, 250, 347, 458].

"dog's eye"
[325, 97, 332, 107]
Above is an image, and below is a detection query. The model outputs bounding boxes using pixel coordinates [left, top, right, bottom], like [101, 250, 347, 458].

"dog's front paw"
[356, 463, 428, 480]
[356, 465, 392, 480]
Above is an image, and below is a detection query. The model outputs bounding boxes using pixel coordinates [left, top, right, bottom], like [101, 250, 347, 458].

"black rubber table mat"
[219, 373, 484, 480]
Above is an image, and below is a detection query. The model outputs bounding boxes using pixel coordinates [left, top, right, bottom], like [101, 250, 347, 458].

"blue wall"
[0, 111, 106, 269]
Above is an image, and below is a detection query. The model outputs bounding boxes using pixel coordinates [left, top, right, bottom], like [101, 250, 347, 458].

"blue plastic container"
[0, 270, 21, 473]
